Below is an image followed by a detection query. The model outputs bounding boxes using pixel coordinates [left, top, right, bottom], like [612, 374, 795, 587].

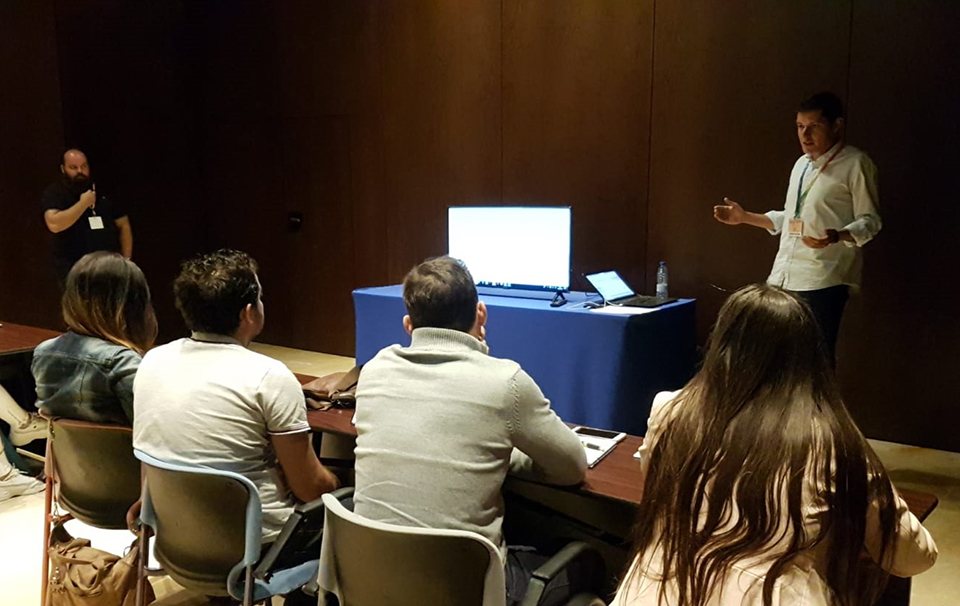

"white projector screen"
[447, 206, 571, 292]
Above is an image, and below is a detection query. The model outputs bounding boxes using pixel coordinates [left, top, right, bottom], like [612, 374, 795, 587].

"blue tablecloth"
[353, 286, 696, 436]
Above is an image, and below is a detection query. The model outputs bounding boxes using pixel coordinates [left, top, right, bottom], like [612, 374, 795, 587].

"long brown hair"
[625, 284, 896, 606]
[62, 252, 157, 355]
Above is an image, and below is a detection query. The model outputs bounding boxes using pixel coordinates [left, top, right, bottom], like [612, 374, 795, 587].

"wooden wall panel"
[275, 1, 389, 305]
[840, 0, 960, 450]
[502, 0, 654, 291]
[374, 2, 503, 281]
[194, 1, 505, 354]
[195, 1, 285, 345]
[6, 1, 954, 449]
[0, 1, 63, 328]
[53, 0, 206, 343]
[197, 3, 357, 351]
[647, 0, 851, 337]
[197, 2, 388, 355]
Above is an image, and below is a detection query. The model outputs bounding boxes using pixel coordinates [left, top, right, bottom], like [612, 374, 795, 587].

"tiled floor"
[869, 439, 960, 603]
[2, 344, 956, 604]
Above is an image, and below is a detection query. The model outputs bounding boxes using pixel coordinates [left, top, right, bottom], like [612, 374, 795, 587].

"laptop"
[584, 270, 677, 308]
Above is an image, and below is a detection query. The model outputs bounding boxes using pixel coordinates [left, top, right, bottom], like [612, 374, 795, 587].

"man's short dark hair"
[798, 91, 845, 124]
[403, 256, 478, 332]
[173, 249, 260, 335]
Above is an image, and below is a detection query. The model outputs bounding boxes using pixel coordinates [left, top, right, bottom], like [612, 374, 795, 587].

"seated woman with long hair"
[613, 284, 936, 606]
[32, 252, 157, 425]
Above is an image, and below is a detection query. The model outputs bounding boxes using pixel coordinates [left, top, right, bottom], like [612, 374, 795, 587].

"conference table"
[353, 286, 697, 436]
[0, 321, 60, 356]
[0, 321, 60, 404]
[304, 398, 937, 606]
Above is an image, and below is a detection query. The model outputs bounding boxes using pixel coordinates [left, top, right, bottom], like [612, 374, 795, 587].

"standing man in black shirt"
[41, 149, 133, 284]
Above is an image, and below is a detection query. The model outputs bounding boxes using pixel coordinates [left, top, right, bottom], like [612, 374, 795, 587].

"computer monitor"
[447, 206, 571, 293]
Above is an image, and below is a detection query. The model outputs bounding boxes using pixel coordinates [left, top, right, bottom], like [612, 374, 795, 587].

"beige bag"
[46, 525, 155, 606]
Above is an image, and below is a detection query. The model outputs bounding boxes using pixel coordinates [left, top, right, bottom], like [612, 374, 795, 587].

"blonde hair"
[62, 252, 157, 355]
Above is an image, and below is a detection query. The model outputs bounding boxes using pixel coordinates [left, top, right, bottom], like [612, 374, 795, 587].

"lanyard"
[794, 143, 844, 218]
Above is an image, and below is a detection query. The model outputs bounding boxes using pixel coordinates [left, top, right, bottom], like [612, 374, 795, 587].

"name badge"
[88, 216, 105, 230]
[788, 218, 804, 237]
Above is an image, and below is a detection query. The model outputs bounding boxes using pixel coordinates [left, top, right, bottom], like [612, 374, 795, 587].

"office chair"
[134, 450, 321, 606]
[41, 417, 143, 606]
[317, 488, 607, 606]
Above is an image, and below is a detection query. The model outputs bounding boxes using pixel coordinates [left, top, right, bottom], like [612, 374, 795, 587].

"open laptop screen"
[585, 271, 634, 302]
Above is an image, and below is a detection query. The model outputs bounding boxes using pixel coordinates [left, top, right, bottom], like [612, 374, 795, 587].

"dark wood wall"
[52, 0, 206, 343]
[1, 1, 958, 451]
[194, 0, 656, 354]
[0, 2, 63, 326]
[841, 1, 960, 453]
[644, 0, 960, 451]
[0, 0, 205, 342]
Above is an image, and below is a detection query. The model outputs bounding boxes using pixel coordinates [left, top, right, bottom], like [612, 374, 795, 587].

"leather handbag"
[302, 365, 360, 410]
[46, 524, 155, 606]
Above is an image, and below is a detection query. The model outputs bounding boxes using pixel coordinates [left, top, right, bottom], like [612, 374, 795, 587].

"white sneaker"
[0, 469, 45, 502]
[9, 413, 48, 446]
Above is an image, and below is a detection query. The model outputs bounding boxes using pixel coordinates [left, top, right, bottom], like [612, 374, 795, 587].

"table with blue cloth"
[352, 286, 697, 436]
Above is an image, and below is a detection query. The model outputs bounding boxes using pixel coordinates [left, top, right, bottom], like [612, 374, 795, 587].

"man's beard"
[64, 174, 91, 196]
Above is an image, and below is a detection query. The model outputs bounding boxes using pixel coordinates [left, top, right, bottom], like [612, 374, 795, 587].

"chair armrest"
[531, 541, 602, 583]
[329, 486, 355, 501]
[256, 487, 356, 579]
[293, 496, 326, 515]
[293, 486, 354, 515]
[520, 541, 605, 606]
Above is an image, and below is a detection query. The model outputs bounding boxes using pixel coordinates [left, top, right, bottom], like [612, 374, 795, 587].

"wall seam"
[499, 0, 505, 204]
[845, 0, 855, 116]
[643, 0, 657, 291]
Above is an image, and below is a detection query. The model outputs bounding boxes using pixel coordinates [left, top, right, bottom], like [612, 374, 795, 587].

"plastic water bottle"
[656, 261, 669, 299]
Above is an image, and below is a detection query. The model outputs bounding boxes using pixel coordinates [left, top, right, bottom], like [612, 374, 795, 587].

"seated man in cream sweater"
[353, 255, 588, 604]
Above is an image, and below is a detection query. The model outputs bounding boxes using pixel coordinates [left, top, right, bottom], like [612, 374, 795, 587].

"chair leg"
[135, 527, 151, 606]
[244, 566, 253, 606]
[40, 439, 53, 606]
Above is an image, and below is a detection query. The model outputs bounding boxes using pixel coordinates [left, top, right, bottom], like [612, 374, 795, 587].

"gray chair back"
[319, 491, 506, 606]
[136, 451, 320, 605]
[50, 418, 140, 528]
[139, 459, 255, 596]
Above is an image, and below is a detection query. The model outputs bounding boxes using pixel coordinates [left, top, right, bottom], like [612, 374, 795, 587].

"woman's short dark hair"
[62, 252, 157, 355]
[799, 91, 845, 123]
[402, 256, 478, 332]
[173, 249, 260, 335]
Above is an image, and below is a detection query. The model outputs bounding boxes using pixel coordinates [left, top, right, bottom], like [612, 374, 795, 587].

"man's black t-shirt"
[41, 180, 127, 279]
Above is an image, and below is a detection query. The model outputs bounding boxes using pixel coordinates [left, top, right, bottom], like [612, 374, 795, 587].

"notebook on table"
[573, 426, 626, 468]
[584, 270, 677, 308]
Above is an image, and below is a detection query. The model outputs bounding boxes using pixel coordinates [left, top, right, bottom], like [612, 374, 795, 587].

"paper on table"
[591, 305, 658, 316]
[580, 437, 620, 467]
